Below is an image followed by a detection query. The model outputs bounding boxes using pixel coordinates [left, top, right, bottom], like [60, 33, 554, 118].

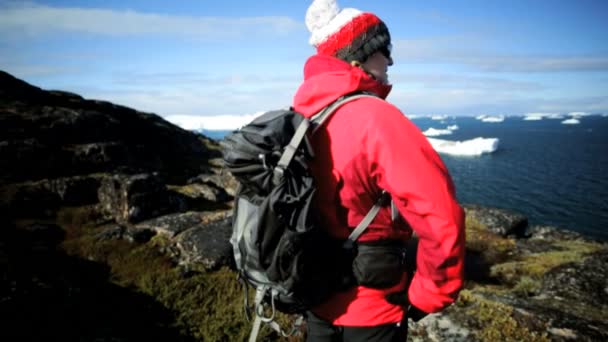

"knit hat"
[305, 0, 391, 63]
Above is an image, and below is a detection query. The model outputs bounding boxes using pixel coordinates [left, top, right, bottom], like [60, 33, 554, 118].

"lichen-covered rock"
[0, 175, 103, 218]
[97, 173, 182, 224]
[464, 204, 528, 237]
[135, 212, 204, 238]
[541, 249, 608, 307]
[174, 217, 233, 271]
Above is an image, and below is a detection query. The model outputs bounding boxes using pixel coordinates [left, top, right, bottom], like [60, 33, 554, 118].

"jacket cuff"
[407, 304, 428, 322]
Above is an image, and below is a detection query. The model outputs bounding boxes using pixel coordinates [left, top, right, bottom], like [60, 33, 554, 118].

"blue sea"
[203, 115, 608, 241]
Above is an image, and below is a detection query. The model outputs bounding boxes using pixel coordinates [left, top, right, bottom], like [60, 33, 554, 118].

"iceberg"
[431, 114, 448, 121]
[423, 124, 459, 137]
[427, 137, 499, 156]
[423, 127, 453, 136]
[481, 115, 505, 123]
[523, 115, 543, 121]
[406, 114, 424, 119]
[568, 112, 589, 118]
[524, 112, 566, 120]
[561, 118, 580, 125]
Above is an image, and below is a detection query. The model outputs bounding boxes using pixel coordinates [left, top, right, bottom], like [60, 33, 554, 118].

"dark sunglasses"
[379, 44, 392, 60]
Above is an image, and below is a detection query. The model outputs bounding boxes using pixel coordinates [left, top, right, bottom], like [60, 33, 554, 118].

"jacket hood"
[293, 54, 392, 118]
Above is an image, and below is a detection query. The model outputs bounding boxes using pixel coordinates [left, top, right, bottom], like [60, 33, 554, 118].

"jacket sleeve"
[365, 103, 465, 314]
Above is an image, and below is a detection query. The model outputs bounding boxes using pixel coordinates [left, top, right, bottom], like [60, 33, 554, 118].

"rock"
[0, 175, 103, 213]
[174, 217, 233, 271]
[464, 204, 528, 237]
[94, 225, 127, 241]
[189, 171, 238, 197]
[526, 225, 587, 241]
[541, 249, 608, 307]
[135, 212, 204, 238]
[408, 311, 471, 342]
[93, 224, 155, 243]
[98, 173, 181, 224]
[177, 182, 229, 203]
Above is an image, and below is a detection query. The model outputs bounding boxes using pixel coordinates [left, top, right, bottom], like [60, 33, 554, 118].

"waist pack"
[352, 240, 407, 289]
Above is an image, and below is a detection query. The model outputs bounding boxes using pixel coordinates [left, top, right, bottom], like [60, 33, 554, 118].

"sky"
[1, 0, 607, 130]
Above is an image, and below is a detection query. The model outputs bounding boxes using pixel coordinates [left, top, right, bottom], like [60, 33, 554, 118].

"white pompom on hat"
[305, 0, 391, 62]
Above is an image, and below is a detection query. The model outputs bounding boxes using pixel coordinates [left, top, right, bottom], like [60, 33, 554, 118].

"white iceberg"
[561, 118, 580, 125]
[523, 114, 543, 121]
[423, 128, 453, 137]
[427, 137, 499, 156]
[406, 114, 424, 119]
[423, 124, 460, 137]
[480, 115, 505, 123]
[431, 114, 448, 121]
[568, 112, 589, 118]
[524, 112, 564, 120]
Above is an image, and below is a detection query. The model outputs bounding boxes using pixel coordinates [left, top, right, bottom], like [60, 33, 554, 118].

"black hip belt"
[352, 239, 407, 289]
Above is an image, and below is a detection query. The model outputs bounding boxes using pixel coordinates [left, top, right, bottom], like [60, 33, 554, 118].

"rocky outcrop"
[0, 70, 218, 184]
[463, 204, 528, 237]
[408, 208, 608, 342]
[0, 70, 237, 272]
[0, 70, 235, 225]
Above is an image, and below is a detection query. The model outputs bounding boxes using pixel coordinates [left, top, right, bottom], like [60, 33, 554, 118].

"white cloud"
[393, 37, 608, 72]
[0, 2, 301, 39]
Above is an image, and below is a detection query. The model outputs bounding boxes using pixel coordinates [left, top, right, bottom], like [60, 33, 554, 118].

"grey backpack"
[221, 94, 387, 341]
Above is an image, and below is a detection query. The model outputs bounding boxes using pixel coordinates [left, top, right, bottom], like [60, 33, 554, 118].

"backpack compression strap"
[272, 93, 377, 185]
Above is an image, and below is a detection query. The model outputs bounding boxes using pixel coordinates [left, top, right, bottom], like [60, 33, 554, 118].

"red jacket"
[292, 54, 465, 326]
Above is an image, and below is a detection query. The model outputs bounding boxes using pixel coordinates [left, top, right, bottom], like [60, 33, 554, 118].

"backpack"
[221, 93, 388, 341]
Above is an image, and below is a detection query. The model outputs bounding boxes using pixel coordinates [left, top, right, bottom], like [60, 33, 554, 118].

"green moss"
[56, 205, 108, 230]
[490, 240, 603, 284]
[60, 226, 296, 341]
[511, 276, 541, 297]
[457, 290, 549, 342]
[465, 215, 516, 265]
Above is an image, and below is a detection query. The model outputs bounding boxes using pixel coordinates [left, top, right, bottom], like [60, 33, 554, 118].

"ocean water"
[202, 115, 608, 241]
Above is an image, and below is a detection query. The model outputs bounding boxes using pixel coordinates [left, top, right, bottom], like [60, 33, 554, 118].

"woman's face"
[362, 49, 393, 84]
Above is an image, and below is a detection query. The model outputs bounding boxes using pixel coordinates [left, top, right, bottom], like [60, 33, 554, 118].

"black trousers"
[305, 311, 408, 342]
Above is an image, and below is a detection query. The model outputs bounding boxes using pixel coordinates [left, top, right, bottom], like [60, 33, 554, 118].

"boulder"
[97, 173, 183, 224]
[464, 204, 528, 237]
[174, 217, 233, 271]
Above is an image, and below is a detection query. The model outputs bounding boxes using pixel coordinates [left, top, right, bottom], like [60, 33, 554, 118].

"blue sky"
[1, 0, 607, 129]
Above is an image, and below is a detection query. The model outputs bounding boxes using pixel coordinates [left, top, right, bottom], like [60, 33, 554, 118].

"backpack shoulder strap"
[311, 93, 378, 132]
[343, 191, 391, 249]
[273, 93, 376, 183]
